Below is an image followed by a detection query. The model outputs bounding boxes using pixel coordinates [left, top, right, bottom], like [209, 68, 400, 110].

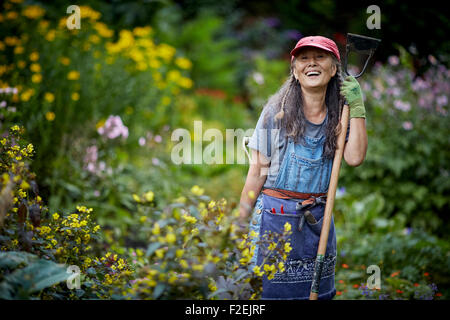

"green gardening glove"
[340, 75, 366, 118]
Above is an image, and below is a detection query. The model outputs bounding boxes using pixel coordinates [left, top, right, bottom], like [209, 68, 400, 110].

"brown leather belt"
[262, 187, 327, 200]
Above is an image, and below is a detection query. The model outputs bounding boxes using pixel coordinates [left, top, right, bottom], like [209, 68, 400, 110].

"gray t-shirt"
[247, 105, 350, 188]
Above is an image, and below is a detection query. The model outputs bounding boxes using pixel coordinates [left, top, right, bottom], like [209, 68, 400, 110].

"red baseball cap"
[290, 36, 340, 62]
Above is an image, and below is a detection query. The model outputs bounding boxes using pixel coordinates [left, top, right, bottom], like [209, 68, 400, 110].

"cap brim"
[290, 43, 335, 58]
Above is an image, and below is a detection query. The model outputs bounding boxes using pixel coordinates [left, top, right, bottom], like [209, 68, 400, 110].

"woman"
[239, 36, 368, 299]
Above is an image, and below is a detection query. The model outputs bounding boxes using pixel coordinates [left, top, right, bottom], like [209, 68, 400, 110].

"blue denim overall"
[249, 134, 337, 300]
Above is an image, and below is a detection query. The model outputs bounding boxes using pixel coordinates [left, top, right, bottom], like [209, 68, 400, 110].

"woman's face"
[293, 47, 337, 90]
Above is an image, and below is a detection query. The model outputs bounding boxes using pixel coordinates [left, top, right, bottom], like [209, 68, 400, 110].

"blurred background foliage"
[0, 0, 449, 299]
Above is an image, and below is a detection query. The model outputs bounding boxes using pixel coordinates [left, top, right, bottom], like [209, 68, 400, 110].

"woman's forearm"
[239, 162, 268, 223]
[343, 117, 368, 166]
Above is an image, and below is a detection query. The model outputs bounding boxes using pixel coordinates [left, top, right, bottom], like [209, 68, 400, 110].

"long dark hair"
[262, 54, 345, 159]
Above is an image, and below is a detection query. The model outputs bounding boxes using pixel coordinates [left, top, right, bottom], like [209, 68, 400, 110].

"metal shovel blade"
[344, 33, 381, 78]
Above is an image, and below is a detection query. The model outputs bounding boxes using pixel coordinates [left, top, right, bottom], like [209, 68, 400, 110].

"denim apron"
[249, 134, 337, 300]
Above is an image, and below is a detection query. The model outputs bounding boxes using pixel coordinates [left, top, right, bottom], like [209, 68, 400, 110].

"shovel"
[309, 33, 380, 300]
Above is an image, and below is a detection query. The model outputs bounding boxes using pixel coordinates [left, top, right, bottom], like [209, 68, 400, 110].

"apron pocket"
[303, 205, 337, 258]
[257, 209, 306, 265]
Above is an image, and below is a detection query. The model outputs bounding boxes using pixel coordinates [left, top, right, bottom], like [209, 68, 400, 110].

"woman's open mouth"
[306, 71, 321, 77]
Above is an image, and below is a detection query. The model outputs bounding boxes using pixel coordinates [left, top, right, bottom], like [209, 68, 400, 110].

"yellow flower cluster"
[190, 185, 204, 196]
[132, 190, 155, 204]
[182, 213, 197, 224]
[22, 5, 45, 19]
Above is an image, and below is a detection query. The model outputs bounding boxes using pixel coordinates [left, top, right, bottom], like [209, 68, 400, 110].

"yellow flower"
[161, 96, 171, 106]
[284, 222, 292, 233]
[152, 223, 160, 235]
[31, 73, 42, 83]
[6, 11, 19, 20]
[166, 70, 181, 82]
[179, 259, 188, 268]
[139, 216, 147, 223]
[208, 200, 216, 209]
[22, 5, 45, 19]
[52, 213, 59, 220]
[79, 6, 102, 21]
[157, 43, 176, 62]
[143, 191, 154, 202]
[5, 37, 20, 46]
[94, 22, 114, 38]
[178, 77, 193, 89]
[45, 111, 55, 121]
[45, 30, 56, 42]
[252, 265, 264, 277]
[133, 26, 152, 37]
[247, 190, 255, 199]
[44, 92, 55, 103]
[132, 194, 140, 202]
[20, 181, 30, 189]
[93, 225, 100, 232]
[155, 248, 165, 259]
[29, 51, 39, 61]
[284, 242, 292, 254]
[60, 57, 70, 66]
[71, 92, 80, 101]
[192, 264, 204, 272]
[67, 70, 80, 80]
[20, 88, 35, 101]
[175, 57, 192, 69]
[182, 214, 197, 224]
[174, 196, 186, 204]
[165, 233, 176, 244]
[14, 46, 24, 54]
[176, 249, 184, 258]
[190, 185, 204, 196]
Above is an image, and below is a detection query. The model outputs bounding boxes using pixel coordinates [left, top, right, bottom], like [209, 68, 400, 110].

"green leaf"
[0, 251, 38, 269]
[153, 283, 166, 299]
[145, 242, 161, 257]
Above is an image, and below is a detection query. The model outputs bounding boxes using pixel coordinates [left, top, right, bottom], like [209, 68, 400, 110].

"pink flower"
[372, 90, 381, 100]
[154, 135, 162, 143]
[394, 100, 411, 112]
[152, 157, 159, 165]
[388, 55, 399, 66]
[98, 115, 129, 140]
[402, 121, 413, 130]
[436, 95, 448, 107]
[138, 137, 146, 146]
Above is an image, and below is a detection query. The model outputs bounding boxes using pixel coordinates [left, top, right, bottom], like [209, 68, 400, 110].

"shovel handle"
[309, 104, 350, 300]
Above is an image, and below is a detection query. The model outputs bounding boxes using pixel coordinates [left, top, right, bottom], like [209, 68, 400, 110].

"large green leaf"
[0, 251, 70, 299]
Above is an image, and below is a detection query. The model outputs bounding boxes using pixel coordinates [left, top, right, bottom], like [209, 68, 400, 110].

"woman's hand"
[340, 75, 366, 119]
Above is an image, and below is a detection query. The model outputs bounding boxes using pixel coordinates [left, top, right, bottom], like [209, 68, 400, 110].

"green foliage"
[244, 55, 289, 109]
[339, 52, 450, 235]
[0, 251, 69, 299]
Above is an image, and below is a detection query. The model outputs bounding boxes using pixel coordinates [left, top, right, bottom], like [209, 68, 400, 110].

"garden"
[0, 0, 449, 300]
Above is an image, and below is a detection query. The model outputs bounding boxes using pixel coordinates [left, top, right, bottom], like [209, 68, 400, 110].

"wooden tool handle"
[309, 104, 350, 300]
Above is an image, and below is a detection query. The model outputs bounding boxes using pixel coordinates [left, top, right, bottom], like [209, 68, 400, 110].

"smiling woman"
[239, 35, 368, 300]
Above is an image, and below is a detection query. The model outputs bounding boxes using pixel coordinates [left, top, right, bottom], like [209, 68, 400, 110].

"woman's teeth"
[306, 71, 321, 77]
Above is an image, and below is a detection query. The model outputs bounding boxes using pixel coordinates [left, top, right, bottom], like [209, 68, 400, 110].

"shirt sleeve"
[247, 106, 275, 160]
